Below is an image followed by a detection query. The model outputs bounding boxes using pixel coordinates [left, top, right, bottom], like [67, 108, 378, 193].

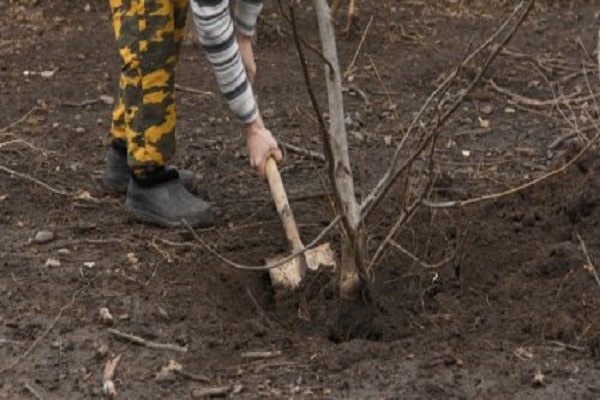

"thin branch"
[389, 239, 457, 269]
[108, 328, 188, 353]
[61, 98, 102, 107]
[367, 191, 425, 273]
[0, 165, 69, 196]
[175, 83, 215, 98]
[0, 107, 42, 134]
[360, 0, 535, 221]
[279, 140, 326, 162]
[0, 285, 88, 375]
[0, 139, 49, 155]
[277, 0, 335, 73]
[184, 216, 341, 271]
[575, 232, 600, 291]
[24, 382, 45, 400]
[488, 79, 600, 107]
[424, 129, 600, 208]
[344, 15, 374, 77]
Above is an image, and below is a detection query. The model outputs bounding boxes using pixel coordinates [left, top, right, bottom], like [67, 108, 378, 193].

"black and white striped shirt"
[190, 0, 263, 124]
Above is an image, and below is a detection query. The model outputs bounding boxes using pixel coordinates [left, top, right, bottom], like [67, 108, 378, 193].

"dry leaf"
[127, 252, 140, 265]
[40, 69, 58, 78]
[44, 258, 61, 268]
[532, 369, 545, 386]
[100, 95, 115, 105]
[99, 307, 114, 325]
[478, 116, 490, 128]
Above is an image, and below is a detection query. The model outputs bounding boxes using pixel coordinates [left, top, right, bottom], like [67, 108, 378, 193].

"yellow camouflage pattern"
[109, 0, 189, 173]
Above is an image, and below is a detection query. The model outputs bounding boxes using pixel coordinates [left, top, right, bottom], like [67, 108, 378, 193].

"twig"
[174, 84, 215, 98]
[344, 15, 374, 77]
[241, 350, 282, 359]
[276, 0, 335, 73]
[279, 141, 326, 162]
[0, 138, 48, 155]
[61, 98, 102, 107]
[547, 340, 586, 352]
[246, 288, 276, 328]
[253, 360, 298, 373]
[108, 328, 188, 353]
[0, 338, 23, 345]
[183, 216, 340, 271]
[360, 0, 535, 221]
[24, 382, 45, 400]
[0, 165, 69, 196]
[191, 386, 232, 398]
[102, 354, 121, 398]
[0, 285, 87, 375]
[548, 131, 578, 150]
[575, 232, 600, 291]
[597, 27, 600, 80]
[0, 106, 42, 134]
[175, 369, 211, 383]
[389, 239, 457, 269]
[488, 79, 600, 107]
[424, 129, 600, 208]
[367, 194, 424, 273]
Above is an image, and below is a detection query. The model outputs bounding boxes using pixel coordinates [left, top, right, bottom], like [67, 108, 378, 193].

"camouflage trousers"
[108, 0, 189, 173]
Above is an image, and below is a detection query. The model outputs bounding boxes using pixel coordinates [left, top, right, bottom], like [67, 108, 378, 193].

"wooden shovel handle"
[265, 157, 304, 252]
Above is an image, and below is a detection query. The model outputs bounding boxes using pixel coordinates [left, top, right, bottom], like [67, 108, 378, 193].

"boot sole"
[125, 199, 214, 228]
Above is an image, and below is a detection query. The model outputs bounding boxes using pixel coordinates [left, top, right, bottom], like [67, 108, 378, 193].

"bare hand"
[245, 120, 283, 179]
[237, 34, 256, 86]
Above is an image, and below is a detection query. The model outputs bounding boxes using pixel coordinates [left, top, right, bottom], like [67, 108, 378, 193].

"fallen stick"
[175, 84, 215, 98]
[0, 164, 69, 196]
[241, 350, 282, 360]
[279, 141, 326, 162]
[61, 98, 102, 107]
[108, 328, 188, 353]
[24, 382, 45, 400]
[102, 354, 122, 398]
[176, 369, 211, 383]
[191, 386, 232, 398]
[0, 106, 42, 134]
[488, 79, 600, 107]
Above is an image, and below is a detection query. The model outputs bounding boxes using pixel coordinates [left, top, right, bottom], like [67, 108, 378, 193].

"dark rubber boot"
[103, 144, 197, 194]
[125, 168, 214, 228]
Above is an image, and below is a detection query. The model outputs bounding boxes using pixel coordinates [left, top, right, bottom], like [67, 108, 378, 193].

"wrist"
[244, 118, 263, 135]
[236, 31, 253, 42]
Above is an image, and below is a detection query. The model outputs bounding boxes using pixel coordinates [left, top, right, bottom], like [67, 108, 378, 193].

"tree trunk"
[312, 0, 365, 300]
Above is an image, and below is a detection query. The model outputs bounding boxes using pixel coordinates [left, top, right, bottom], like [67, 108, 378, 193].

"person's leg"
[106, 0, 212, 227]
[173, 0, 190, 56]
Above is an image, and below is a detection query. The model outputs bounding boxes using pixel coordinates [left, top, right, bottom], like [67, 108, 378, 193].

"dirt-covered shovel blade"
[264, 158, 336, 290]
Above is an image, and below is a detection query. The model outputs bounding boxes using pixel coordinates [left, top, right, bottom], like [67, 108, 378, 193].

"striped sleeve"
[234, 0, 263, 37]
[190, 0, 259, 124]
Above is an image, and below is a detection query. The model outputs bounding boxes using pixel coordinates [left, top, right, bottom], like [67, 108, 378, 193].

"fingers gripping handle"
[265, 158, 304, 253]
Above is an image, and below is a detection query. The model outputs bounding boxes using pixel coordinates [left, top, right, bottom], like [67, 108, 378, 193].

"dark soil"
[2, 0, 600, 398]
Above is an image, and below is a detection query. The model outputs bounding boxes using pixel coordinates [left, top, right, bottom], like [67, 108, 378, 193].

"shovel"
[264, 157, 336, 290]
